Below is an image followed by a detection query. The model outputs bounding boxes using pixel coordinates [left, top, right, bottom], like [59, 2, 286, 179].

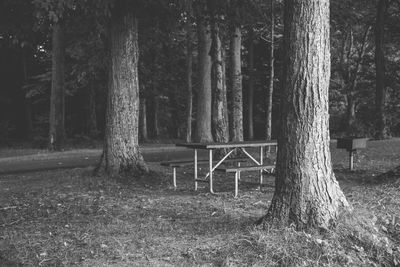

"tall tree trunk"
[258, 0, 348, 230]
[96, 4, 147, 176]
[86, 83, 98, 137]
[229, 25, 243, 141]
[49, 22, 65, 151]
[139, 97, 148, 141]
[21, 48, 33, 140]
[374, 0, 389, 139]
[195, 14, 213, 142]
[185, 0, 193, 143]
[247, 27, 255, 140]
[266, 0, 275, 141]
[209, 0, 229, 147]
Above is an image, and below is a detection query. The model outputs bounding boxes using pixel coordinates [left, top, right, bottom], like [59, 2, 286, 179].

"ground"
[0, 139, 400, 266]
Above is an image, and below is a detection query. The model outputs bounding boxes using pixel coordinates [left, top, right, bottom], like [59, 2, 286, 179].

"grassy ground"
[1, 139, 400, 266]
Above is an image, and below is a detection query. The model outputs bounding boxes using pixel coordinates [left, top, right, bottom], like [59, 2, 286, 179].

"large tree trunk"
[49, 22, 65, 151]
[96, 4, 147, 176]
[209, 0, 229, 147]
[195, 13, 213, 143]
[247, 27, 255, 140]
[374, 0, 389, 139]
[185, 0, 193, 143]
[229, 24, 243, 141]
[258, 0, 348, 230]
[266, 0, 274, 141]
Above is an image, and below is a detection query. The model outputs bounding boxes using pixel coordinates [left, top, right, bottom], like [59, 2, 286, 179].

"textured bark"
[185, 0, 193, 143]
[266, 0, 275, 141]
[195, 13, 213, 143]
[259, 0, 349, 230]
[229, 25, 243, 142]
[209, 0, 229, 149]
[49, 22, 65, 151]
[247, 27, 255, 140]
[374, 0, 389, 139]
[96, 5, 147, 176]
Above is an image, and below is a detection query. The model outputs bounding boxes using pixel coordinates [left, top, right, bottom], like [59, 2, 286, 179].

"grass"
[0, 139, 400, 266]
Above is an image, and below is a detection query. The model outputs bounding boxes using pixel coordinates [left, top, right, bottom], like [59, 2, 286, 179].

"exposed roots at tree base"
[93, 152, 149, 179]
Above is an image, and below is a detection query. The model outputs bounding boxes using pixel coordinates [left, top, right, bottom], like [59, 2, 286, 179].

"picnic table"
[175, 140, 277, 196]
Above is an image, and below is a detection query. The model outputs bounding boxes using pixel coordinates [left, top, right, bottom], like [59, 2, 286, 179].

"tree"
[209, 0, 229, 146]
[185, 0, 193, 143]
[228, 0, 243, 142]
[247, 27, 255, 140]
[265, 0, 274, 142]
[49, 21, 65, 151]
[195, 2, 213, 143]
[258, 0, 349, 229]
[96, 2, 147, 176]
[374, 0, 389, 139]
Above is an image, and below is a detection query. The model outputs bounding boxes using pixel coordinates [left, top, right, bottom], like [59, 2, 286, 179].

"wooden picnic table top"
[175, 140, 277, 149]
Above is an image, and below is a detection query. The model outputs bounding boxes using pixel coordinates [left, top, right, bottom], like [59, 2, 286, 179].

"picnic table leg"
[209, 149, 214, 193]
[259, 147, 264, 190]
[234, 171, 239, 198]
[194, 149, 198, 191]
[173, 167, 177, 189]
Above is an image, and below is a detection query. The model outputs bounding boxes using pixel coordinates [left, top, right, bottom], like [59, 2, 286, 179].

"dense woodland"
[1, 0, 399, 147]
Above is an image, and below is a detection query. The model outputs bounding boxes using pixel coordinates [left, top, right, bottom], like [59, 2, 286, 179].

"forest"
[1, 0, 399, 149]
[1, 0, 400, 266]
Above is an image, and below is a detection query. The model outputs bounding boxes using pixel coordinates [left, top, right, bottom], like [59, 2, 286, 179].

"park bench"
[215, 164, 275, 197]
[161, 158, 247, 189]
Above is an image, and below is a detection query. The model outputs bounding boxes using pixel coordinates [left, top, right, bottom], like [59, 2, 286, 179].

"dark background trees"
[0, 0, 400, 149]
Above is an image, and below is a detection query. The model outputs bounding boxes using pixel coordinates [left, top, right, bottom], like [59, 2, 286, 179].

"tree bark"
[49, 22, 65, 151]
[185, 0, 193, 143]
[195, 11, 213, 143]
[247, 27, 255, 140]
[266, 0, 274, 141]
[374, 0, 389, 139]
[96, 4, 147, 176]
[258, 0, 349, 230]
[209, 0, 229, 148]
[229, 24, 243, 142]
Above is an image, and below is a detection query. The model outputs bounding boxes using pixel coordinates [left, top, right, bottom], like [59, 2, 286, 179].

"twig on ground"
[0, 219, 22, 227]
[0, 206, 17, 210]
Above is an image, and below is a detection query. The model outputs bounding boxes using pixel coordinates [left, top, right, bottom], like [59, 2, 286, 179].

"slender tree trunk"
[86, 83, 98, 137]
[96, 4, 147, 176]
[195, 14, 213, 142]
[266, 0, 275, 141]
[185, 0, 193, 143]
[247, 27, 255, 140]
[139, 97, 148, 141]
[49, 22, 65, 151]
[229, 25, 243, 141]
[21, 48, 33, 140]
[258, 0, 349, 230]
[209, 0, 229, 147]
[152, 95, 160, 138]
[346, 93, 356, 133]
[374, 0, 389, 139]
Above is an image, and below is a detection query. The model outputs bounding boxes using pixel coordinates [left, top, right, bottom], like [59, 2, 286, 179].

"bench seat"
[215, 164, 275, 197]
[161, 158, 247, 189]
